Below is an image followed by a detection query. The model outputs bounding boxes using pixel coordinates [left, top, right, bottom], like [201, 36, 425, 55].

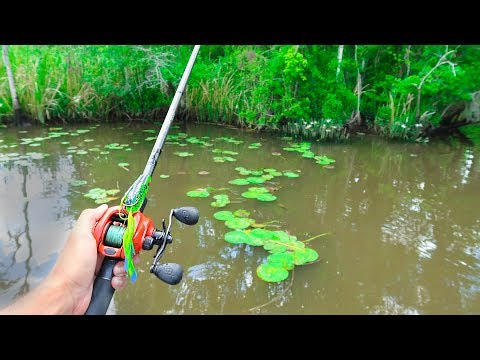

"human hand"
[48, 204, 140, 314]
[0, 204, 140, 315]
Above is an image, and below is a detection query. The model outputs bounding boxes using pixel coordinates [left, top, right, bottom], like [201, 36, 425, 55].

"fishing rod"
[85, 45, 201, 315]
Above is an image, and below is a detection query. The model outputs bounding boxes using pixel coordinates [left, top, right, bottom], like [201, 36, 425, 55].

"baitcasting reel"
[93, 205, 199, 285]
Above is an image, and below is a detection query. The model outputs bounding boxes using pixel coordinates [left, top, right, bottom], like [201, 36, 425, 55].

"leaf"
[249, 228, 275, 241]
[233, 209, 250, 218]
[263, 168, 277, 173]
[256, 263, 289, 282]
[224, 230, 250, 244]
[248, 187, 269, 193]
[241, 191, 260, 199]
[213, 194, 229, 201]
[267, 252, 295, 270]
[292, 248, 319, 265]
[214, 211, 235, 221]
[283, 171, 300, 178]
[263, 241, 287, 253]
[175, 152, 194, 157]
[272, 231, 293, 244]
[118, 162, 130, 167]
[250, 170, 264, 176]
[211, 200, 229, 208]
[159, 174, 170, 178]
[302, 151, 316, 158]
[256, 193, 277, 202]
[186, 190, 210, 198]
[70, 180, 87, 187]
[225, 217, 252, 230]
[106, 189, 120, 196]
[229, 178, 250, 185]
[198, 171, 210, 175]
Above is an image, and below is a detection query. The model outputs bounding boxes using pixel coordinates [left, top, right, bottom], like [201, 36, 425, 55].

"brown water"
[1, 122, 479, 314]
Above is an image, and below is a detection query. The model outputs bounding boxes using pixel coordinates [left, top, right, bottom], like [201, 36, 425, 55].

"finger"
[113, 260, 127, 276]
[133, 254, 141, 265]
[112, 276, 128, 290]
[75, 204, 109, 231]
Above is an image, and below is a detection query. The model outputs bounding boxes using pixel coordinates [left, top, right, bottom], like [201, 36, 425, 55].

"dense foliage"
[1, 45, 479, 140]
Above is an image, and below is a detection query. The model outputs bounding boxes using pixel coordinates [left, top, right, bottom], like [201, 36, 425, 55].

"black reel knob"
[173, 207, 199, 225]
[151, 262, 183, 285]
[142, 236, 154, 251]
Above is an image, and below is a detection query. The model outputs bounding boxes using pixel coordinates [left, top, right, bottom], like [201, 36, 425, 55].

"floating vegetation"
[70, 180, 88, 187]
[84, 188, 120, 204]
[174, 151, 194, 157]
[213, 156, 236, 162]
[213, 209, 323, 283]
[118, 162, 129, 167]
[283, 171, 300, 178]
[315, 155, 335, 165]
[198, 171, 210, 175]
[159, 174, 170, 178]
[186, 189, 210, 198]
[216, 136, 243, 145]
[248, 142, 262, 149]
[211, 194, 230, 208]
[228, 178, 250, 185]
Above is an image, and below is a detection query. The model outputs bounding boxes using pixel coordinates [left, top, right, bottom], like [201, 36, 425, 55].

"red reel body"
[93, 205, 156, 259]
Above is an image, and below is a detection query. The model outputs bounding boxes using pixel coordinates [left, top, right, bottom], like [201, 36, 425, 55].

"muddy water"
[1, 122, 479, 314]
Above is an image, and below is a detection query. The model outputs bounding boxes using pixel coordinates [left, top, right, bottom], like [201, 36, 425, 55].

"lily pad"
[228, 178, 250, 185]
[283, 172, 300, 178]
[159, 174, 170, 178]
[233, 209, 250, 218]
[198, 171, 210, 175]
[292, 248, 319, 265]
[302, 151, 316, 158]
[76, 150, 88, 155]
[244, 234, 265, 246]
[214, 211, 235, 221]
[70, 180, 88, 187]
[186, 190, 210, 198]
[263, 168, 277, 173]
[224, 230, 250, 244]
[106, 189, 120, 196]
[256, 263, 289, 282]
[118, 162, 130, 167]
[267, 252, 295, 270]
[249, 228, 275, 241]
[225, 217, 252, 230]
[256, 193, 277, 202]
[248, 187, 269, 194]
[175, 152, 194, 157]
[241, 191, 260, 199]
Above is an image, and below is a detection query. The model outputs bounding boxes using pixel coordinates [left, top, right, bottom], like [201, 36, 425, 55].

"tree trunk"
[336, 45, 344, 80]
[2, 45, 22, 126]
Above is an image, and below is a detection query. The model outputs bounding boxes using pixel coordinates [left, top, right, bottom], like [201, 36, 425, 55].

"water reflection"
[1, 124, 479, 314]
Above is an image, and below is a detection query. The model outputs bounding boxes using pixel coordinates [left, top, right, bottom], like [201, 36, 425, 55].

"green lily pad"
[261, 174, 274, 180]
[244, 234, 265, 246]
[175, 152, 194, 157]
[225, 217, 252, 230]
[186, 190, 210, 198]
[272, 231, 293, 244]
[248, 187, 269, 193]
[223, 156, 237, 162]
[292, 248, 319, 265]
[70, 180, 88, 187]
[228, 178, 250, 185]
[302, 151, 316, 158]
[159, 174, 170, 178]
[76, 150, 88, 155]
[214, 211, 235, 221]
[241, 191, 260, 199]
[256, 263, 289, 282]
[267, 252, 295, 270]
[233, 209, 250, 218]
[270, 171, 283, 177]
[211, 200, 230, 208]
[249, 228, 275, 241]
[118, 162, 129, 167]
[213, 194, 229, 201]
[250, 170, 264, 176]
[224, 230, 250, 244]
[283, 147, 297, 152]
[263, 168, 277, 173]
[283, 172, 300, 178]
[222, 150, 238, 156]
[100, 151, 110, 155]
[257, 193, 277, 202]
[106, 189, 120, 196]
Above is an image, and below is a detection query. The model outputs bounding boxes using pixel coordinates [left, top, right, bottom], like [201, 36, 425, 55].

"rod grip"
[85, 258, 120, 315]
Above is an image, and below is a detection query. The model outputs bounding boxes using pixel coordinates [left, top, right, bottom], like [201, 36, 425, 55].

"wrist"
[0, 274, 75, 315]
